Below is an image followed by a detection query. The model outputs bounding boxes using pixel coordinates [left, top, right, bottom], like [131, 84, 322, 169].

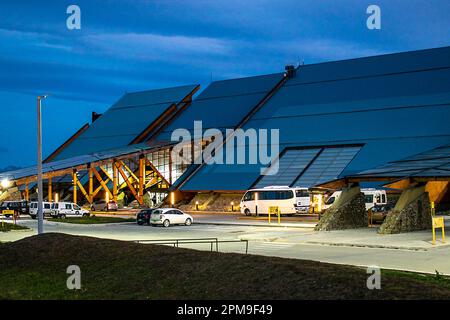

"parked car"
[149, 208, 193, 227]
[29, 201, 53, 219]
[0, 200, 29, 217]
[50, 202, 90, 218]
[369, 203, 394, 223]
[136, 208, 156, 225]
[90, 200, 118, 212]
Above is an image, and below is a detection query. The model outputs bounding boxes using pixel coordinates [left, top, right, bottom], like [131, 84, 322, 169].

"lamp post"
[37, 95, 48, 235]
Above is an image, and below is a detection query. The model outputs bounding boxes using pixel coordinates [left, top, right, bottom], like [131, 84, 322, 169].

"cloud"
[80, 32, 238, 61]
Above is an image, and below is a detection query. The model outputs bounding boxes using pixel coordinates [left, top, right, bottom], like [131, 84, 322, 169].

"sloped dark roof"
[181, 46, 450, 191]
[52, 84, 199, 160]
[352, 144, 450, 179]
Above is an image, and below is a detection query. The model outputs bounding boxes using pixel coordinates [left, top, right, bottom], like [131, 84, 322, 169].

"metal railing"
[133, 237, 249, 254]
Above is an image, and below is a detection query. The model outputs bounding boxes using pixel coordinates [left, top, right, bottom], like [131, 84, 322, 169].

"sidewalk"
[189, 212, 318, 228]
[246, 218, 450, 251]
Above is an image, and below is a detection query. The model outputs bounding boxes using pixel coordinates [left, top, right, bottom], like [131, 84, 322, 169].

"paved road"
[2, 217, 450, 275]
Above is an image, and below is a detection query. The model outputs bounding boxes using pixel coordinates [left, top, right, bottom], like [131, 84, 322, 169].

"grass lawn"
[50, 216, 135, 224]
[1, 233, 450, 300]
[0, 222, 29, 232]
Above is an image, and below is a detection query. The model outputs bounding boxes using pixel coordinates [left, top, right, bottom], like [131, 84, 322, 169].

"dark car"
[0, 200, 29, 217]
[369, 203, 394, 223]
[137, 209, 155, 225]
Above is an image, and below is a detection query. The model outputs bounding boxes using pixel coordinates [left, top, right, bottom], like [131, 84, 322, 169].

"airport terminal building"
[1, 46, 449, 224]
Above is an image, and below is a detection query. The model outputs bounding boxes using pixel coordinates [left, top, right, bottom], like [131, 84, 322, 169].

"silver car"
[150, 208, 193, 227]
[90, 200, 118, 212]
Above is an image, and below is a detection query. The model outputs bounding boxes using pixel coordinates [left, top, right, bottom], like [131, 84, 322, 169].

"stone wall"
[315, 186, 367, 231]
[378, 190, 432, 234]
[178, 192, 243, 212]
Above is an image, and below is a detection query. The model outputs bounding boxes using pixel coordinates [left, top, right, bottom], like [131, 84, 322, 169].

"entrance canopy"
[317, 143, 450, 190]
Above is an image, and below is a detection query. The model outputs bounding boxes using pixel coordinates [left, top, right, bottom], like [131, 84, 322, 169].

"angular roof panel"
[152, 73, 283, 144]
[353, 144, 450, 178]
[53, 84, 198, 160]
[180, 47, 450, 191]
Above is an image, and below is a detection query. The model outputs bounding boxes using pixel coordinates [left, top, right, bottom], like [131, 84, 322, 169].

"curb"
[304, 240, 433, 251]
[193, 221, 316, 228]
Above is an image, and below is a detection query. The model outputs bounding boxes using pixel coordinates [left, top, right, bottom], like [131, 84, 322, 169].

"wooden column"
[113, 161, 118, 202]
[139, 156, 145, 203]
[48, 175, 53, 202]
[89, 167, 94, 203]
[25, 181, 29, 201]
[73, 170, 77, 204]
[168, 150, 173, 185]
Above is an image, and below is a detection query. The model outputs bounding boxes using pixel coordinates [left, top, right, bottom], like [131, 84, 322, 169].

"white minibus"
[323, 188, 387, 211]
[240, 186, 310, 216]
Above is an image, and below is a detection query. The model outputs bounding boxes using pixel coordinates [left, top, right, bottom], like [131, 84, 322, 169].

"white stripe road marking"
[249, 242, 296, 252]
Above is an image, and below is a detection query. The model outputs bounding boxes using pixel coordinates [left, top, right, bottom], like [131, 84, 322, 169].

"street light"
[37, 95, 48, 235]
[1, 179, 10, 189]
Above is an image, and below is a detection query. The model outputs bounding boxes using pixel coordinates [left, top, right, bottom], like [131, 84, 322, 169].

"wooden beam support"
[118, 160, 139, 182]
[76, 177, 91, 204]
[145, 158, 171, 187]
[169, 149, 173, 184]
[73, 170, 78, 204]
[48, 175, 53, 202]
[91, 167, 113, 199]
[115, 161, 142, 205]
[89, 167, 94, 203]
[99, 165, 113, 181]
[113, 161, 118, 202]
[25, 181, 29, 202]
[139, 156, 145, 201]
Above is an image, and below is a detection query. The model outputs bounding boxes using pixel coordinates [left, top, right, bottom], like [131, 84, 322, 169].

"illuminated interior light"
[1, 179, 10, 189]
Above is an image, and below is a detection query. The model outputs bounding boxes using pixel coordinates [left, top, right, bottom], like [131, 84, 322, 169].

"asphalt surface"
[2, 215, 450, 275]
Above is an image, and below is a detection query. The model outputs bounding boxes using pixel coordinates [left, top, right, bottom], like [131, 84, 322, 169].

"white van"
[324, 188, 387, 211]
[240, 186, 310, 216]
[50, 202, 90, 218]
[29, 202, 53, 219]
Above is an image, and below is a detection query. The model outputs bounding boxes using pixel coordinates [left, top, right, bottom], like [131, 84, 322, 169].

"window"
[325, 196, 335, 205]
[44, 204, 50, 209]
[382, 194, 386, 203]
[375, 194, 381, 203]
[294, 147, 361, 187]
[65, 204, 72, 209]
[259, 190, 293, 200]
[296, 190, 309, 198]
[243, 191, 255, 202]
[255, 149, 320, 188]
[74, 205, 81, 210]
[364, 195, 374, 203]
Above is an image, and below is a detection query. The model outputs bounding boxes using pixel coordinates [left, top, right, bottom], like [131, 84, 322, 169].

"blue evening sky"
[0, 0, 449, 169]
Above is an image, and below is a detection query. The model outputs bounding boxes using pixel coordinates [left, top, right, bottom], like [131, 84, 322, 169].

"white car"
[50, 202, 90, 218]
[149, 208, 193, 227]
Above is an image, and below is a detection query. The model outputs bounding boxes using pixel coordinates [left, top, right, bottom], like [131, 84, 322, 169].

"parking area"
[2, 214, 450, 275]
